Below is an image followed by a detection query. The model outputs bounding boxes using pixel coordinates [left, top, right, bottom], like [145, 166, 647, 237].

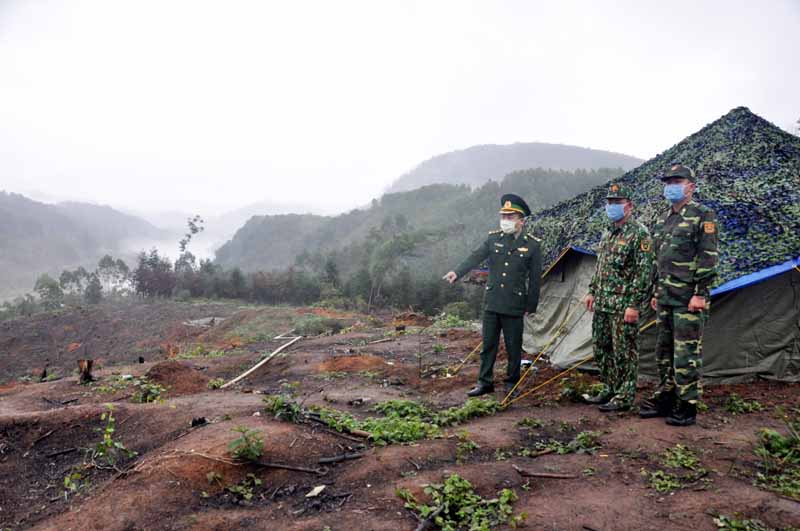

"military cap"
[499, 193, 531, 217]
[661, 163, 696, 182]
[606, 182, 633, 200]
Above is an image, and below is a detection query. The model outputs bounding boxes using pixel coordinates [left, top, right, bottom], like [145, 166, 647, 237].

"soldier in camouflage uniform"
[444, 194, 542, 397]
[640, 164, 718, 426]
[584, 183, 653, 412]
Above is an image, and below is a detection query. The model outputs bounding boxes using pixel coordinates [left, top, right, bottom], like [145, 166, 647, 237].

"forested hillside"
[386, 143, 642, 193]
[214, 167, 623, 310]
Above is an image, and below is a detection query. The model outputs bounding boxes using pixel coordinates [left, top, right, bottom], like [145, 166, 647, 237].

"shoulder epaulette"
[488, 229, 503, 235]
[526, 233, 541, 242]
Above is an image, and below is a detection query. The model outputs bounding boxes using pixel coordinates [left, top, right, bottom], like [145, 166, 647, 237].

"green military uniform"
[587, 183, 653, 409]
[453, 194, 542, 389]
[651, 165, 718, 413]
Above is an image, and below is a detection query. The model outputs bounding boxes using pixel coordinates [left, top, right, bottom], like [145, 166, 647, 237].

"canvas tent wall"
[523, 246, 800, 383]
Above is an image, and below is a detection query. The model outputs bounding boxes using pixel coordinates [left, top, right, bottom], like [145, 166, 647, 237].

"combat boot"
[582, 390, 613, 405]
[638, 391, 674, 419]
[666, 400, 697, 426]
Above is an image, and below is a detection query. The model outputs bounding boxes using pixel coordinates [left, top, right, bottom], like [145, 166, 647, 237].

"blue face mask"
[605, 203, 625, 222]
[664, 183, 686, 203]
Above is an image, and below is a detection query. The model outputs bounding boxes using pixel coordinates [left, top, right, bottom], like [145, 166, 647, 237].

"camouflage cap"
[661, 163, 696, 182]
[606, 182, 632, 200]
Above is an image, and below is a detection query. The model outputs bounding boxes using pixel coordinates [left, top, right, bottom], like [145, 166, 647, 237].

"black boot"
[599, 397, 631, 412]
[666, 400, 697, 426]
[467, 384, 494, 397]
[639, 392, 674, 419]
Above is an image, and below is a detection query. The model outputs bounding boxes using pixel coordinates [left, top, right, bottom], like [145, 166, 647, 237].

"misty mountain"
[0, 192, 163, 300]
[386, 143, 643, 193]
[215, 167, 623, 273]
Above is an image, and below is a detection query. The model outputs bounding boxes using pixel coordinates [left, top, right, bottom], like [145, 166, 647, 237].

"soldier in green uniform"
[584, 183, 653, 412]
[639, 164, 718, 426]
[443, 194, 542, 397]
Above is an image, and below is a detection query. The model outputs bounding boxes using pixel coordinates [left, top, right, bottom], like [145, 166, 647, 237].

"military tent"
[521, 107, 800, 382]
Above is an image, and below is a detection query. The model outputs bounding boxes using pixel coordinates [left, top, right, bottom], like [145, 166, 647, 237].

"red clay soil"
[1, 304, 800, 530]
[145, 360, 210, 396]
[0, 300, 241, 384]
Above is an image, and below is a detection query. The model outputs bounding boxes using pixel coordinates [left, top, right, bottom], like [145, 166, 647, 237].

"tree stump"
[77, 359, 94, 384]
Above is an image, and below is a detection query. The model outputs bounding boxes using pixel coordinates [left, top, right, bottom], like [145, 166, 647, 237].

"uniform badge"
[610, 184, 619, 192]
[504, 201, 512, 208]
[641, 240, 651, 252]
[703, 221, 716, 234]
[518, 247, 528, 252]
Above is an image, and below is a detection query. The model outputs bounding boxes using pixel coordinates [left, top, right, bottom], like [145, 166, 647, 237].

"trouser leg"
[609, 314, 639, 404]
[592, 310, 614, 395]
[654, 304, 675, 396]
[478, 311, 502, 386]
[673, 307, 705, 403]
[501, 314, 524, 384]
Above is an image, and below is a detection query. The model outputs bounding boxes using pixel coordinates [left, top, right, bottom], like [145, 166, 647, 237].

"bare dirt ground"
[1, 302, 798, 530]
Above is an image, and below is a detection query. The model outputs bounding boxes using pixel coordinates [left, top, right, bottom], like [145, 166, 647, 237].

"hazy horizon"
[1, 1, 798, 218]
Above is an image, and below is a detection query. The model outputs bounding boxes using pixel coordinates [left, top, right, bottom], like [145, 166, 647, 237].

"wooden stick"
[32, 429, 55, 446]
[221, 335, 302, 388]
[449, 342, 482, 375]
[318, 452, 365, 465]
[46, 448, 77, 458]
[504, 354, 594, 407]
[257, 461, 327, 475]
[368, 337, 394, 345]
[513, 464, 577, 479]
[414, 505, 445, 531]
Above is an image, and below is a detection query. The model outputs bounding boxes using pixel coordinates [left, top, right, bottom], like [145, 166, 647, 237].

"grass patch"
[725, 394, 764, 415]
[754, 420, 800, 500]
[456, 431, 480, 463]
[397, 473, 526, 530]
[643, 444, 709, 494]
[265, 396, 499, 446]
[294, 315, 346, 336]
[177, 344, 229, 360]
[131, 377, 167, 403]
[712, 514, 774, 531]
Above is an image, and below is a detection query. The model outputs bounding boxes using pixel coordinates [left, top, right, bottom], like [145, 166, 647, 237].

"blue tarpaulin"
[481, 246, 800, 298]
[564, 245, 799, 297]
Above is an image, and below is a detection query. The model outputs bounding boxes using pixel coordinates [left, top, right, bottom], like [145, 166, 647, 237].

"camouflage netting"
[527, 107, 800, 287]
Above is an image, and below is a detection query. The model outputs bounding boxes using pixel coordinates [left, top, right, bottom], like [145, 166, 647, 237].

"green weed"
[92, 404, 137, 467]
[228, 426, 264, 462]
[754, 420, 800, 500]
[725, 394, 764, 415]
[226, 473, 262, 502]
[397, 474, 526, 530]
[208, 378, 225, 390]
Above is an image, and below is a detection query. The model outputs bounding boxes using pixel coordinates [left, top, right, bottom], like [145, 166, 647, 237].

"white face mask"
[500, 219, 517, 234]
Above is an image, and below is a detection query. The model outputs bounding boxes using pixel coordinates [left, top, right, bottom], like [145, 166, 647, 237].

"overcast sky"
[1, 0, 798, 216]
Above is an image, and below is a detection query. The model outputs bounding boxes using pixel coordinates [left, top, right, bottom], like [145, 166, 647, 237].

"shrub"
[228, 426, 264, 462]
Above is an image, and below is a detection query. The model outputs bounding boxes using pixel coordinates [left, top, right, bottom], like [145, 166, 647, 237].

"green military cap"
[606, 182, 632, 200]
[499, 193, 531, 217]
[662, 163, 696, 182]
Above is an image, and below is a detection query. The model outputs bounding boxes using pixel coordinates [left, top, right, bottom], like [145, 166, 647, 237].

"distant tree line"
[1, 212, 485, 321]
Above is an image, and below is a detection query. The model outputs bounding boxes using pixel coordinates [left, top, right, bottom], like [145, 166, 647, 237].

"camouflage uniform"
[588, 183, 654, 407]
[652, 175, 718, 404]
